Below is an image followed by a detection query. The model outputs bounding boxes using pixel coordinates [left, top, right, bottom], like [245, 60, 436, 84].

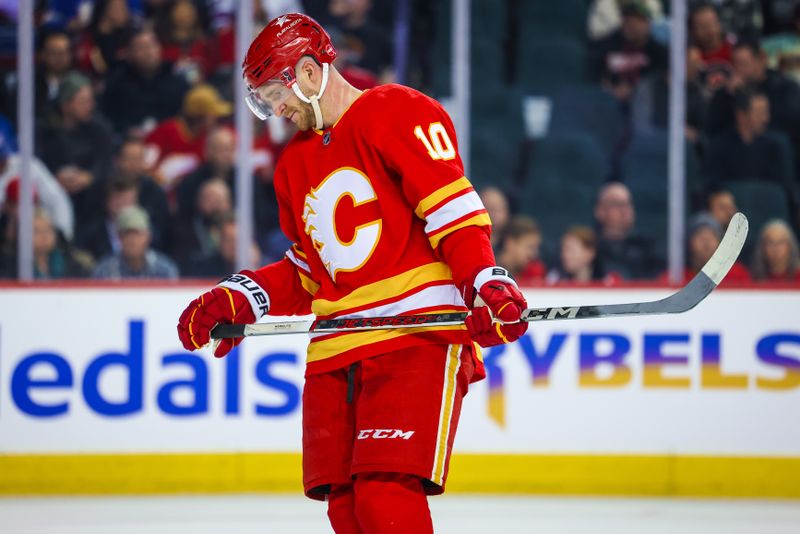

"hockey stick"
[210, 212, 748, 340]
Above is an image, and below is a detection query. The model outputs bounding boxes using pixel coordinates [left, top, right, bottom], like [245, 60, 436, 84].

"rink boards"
[0, 285, 798, 496]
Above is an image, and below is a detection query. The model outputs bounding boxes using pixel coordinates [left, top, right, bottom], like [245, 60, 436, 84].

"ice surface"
[1, 495, 798, 534]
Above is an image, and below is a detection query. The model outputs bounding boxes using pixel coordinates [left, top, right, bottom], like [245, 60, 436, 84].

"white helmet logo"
[276, 15, 289, 26]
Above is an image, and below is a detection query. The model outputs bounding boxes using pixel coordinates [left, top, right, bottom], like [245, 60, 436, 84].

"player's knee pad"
[327, 483, 363, 534]
[353, 472, 433, 534]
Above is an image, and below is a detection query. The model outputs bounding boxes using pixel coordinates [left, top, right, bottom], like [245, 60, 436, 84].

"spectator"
[750, 219, 800, 282]
[0, 132, 74, 239]
[327, 0, 394, 82]
[171, 177, 232, 271]
[176, 126, 281, 244]
[588, 0, 665, 42]
[114, 137, 170, 249]
[546, 226, 607, 284]
[682, 212, 750, 284]
[594, 181, 663, 279]
[686, 45, 712, 140]
[706, 39, 800, 155]
[75, 177, 138, 261]
[689, 2, 734, 88]
[102, 27, 190, 135]
[36, 71, 115, 233]
[182, 213, 261, 277]
[0, 207, 92, 279]
[709, 0, 763, 40]
[144, 84, 232, 188]
[631, 45, 710, 138]
[591, 1, 668, 103]
[204, 0, 237, 80]
[329, 27, 379, 90]
[478, 186, 510, 254]
[156, 0, 216, 84]
[495, 215, 545, 286]
[93, 205, 178, 279]
[705, 89, 799, 218]
[176, 126, 235, 218]
[2, 29, 75, 124]
[31, 207, 92, 279]
[252, 117, 281, 179]
[41, 0, 145, 32]
[762, 3, 800, 84]
[706, 187, 738, 230]
[76, 0, 140, 78]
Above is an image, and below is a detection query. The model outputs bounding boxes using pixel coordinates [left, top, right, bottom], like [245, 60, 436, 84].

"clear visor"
[245, 82, 294, 121]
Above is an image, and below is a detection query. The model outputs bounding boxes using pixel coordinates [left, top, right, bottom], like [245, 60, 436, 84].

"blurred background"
[2, 0, 800, 284]
[0, 1, 799, 533]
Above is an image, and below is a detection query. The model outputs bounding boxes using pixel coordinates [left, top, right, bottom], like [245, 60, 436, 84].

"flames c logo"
[302, 168, 382, 281]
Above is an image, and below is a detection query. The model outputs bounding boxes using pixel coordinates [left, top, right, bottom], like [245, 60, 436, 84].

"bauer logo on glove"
[177, 270, 270, 358]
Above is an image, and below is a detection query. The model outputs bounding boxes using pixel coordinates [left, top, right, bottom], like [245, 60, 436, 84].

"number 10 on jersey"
[414, 122, 456, 161]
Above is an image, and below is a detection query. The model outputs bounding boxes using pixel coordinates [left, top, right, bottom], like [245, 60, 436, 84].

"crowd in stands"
[489, 0, 800, 285]
[0, 0, 799, 285]
[0, 0, 395, 280]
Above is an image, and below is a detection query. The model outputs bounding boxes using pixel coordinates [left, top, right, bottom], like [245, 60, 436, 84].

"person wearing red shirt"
[662, 212, 751, 286]
[546, 225, 618, 285]
[496, 215, 546, 286]
[144, 84, 232, 189]
[176, 13, 528, 533]
[156, 0, 218, 83]
[690, 2, 735, 89]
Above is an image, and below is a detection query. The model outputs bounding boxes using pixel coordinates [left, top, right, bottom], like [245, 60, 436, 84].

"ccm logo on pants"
[357, 429, 415, 440]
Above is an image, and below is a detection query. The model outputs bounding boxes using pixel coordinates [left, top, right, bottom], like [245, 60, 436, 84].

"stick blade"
[701, 211, 748, 286]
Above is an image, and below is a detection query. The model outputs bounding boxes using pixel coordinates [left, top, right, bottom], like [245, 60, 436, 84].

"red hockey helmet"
[243, 13, 337, 92]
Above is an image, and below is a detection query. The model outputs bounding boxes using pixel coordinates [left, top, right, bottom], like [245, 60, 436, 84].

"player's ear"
[299, 57, 316, 83]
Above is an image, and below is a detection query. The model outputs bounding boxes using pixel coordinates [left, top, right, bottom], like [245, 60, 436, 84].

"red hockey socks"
[352, 473, 433, 534]
[327, 483, 363, 534]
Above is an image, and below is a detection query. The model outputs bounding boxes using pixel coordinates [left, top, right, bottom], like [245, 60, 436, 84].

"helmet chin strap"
[290, 62, 330, 130]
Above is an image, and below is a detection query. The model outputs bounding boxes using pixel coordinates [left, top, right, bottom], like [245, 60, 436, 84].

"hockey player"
[177, 13, 528, 533]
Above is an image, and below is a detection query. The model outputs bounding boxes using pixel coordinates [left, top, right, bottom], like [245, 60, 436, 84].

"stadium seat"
[519, 38, 589, 90]
[520, 178, 596, 246]
[517, 133, 607, 242]
[544, 85, 626, 154]
[472, 37, 505, 86]
[518, 0, 589, 42]
[726, 180, 791, 248]
[526, 132, 608, 190]
[473, 0, 507, 44]
[621, 132, 669, 244]
[470, 93, 526, 189]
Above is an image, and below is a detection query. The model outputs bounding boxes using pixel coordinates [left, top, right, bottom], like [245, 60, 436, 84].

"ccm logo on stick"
[357, 429, 415, 440]
[525, 307, 580, 320]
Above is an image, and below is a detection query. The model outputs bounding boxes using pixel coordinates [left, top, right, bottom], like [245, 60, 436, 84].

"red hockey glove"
[464, 267, 528, 347]
[177, 271, 270, 357]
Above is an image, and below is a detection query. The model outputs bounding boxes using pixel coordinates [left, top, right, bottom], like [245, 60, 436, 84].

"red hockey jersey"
[255, 84, 492, 375]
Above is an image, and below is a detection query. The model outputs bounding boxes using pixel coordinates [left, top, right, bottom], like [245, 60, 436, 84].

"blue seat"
[545, 85, 626, 154]
[521, 179, 596, 245]
[519, 133, 607, 242]
[527, 132, 608, 190]
[726, 180, 791, 249]
[519, 38, 589, 90]
[519, 0, 589, 42]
